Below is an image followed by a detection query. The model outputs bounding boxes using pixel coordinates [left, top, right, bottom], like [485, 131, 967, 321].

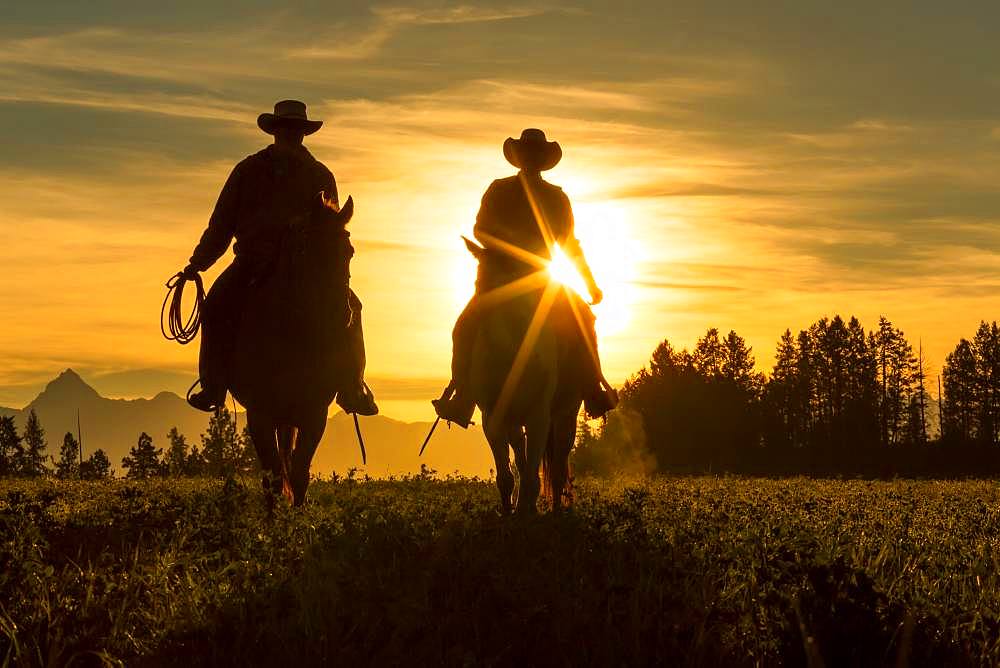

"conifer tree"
[121, 432, 164, 479]
[186, 444, 207, 476]
[943, 339, 979, 443]
[81, 449, 112, 479]
[21, 409, 48, 477]
[237, 426, 260, 475]
[165, 427, 189, 477]
[200, 408, 238, 477]
[55, 432, 80, 479]
[0, 415, 21, 477]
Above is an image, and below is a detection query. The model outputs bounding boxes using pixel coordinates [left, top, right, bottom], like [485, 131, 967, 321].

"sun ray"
[473, 230, 549, 269]
[473, 270, 550, 310]
[518, 171, 557, 254]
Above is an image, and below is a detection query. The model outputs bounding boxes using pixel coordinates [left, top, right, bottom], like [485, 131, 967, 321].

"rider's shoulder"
[487, 175, 520, 193]
[236, 148, 271, 171]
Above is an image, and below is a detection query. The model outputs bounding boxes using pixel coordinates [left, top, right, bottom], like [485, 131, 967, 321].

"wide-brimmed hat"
[257, 99, 323, 136]
[503, 128, 562, 171]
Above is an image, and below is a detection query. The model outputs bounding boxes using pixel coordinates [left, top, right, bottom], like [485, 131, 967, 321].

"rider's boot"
[336, 380, 379, 416]
[187, 340, 226, 412]
[432, 382, 475, 428]
[187, 380, 227, 412]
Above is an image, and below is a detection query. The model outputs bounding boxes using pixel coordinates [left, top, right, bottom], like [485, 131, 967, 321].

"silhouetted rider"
[433, 129, 618, 427]
[180, 100, 377, 415]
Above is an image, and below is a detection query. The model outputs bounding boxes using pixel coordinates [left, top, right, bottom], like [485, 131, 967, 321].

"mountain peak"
[33, 368, 101, 405]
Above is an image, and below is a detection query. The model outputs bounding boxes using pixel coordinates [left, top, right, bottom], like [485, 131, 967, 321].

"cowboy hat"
[503, 128, 562, 171]
[257, 99, 323, 136]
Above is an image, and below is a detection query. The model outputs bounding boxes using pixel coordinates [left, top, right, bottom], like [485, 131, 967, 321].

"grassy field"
[3, 473, 1000, 666]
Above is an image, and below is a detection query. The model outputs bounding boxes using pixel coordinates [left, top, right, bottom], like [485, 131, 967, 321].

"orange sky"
[1, 2, 999, 420]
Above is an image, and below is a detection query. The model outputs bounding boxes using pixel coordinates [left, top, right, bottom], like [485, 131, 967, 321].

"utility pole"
[77, 409, 84, 479]
[937, 375, 944, 441]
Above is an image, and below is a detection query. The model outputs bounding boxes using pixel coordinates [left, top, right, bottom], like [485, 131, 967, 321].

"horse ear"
[337, 195, 354, 224]
[462, 236, 485, 259]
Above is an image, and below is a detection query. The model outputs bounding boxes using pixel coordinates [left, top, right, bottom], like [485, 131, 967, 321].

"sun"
[546, 200, 635, 337]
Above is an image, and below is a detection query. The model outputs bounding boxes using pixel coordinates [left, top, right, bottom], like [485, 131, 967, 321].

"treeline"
[0, 407, 257, 480]
[575, 316, 1000, 477]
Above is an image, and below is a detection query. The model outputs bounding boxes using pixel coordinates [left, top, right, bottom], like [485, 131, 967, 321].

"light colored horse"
[464, 239, 586, 514]
[230, 193, 356, 506]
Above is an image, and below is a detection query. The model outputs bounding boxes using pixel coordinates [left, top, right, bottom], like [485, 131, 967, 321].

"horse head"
[294, 191, 356, 292]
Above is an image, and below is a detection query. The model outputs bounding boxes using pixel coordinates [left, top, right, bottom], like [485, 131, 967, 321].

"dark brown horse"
[464, 239, 586, 514]
[230, 192, 356, 506]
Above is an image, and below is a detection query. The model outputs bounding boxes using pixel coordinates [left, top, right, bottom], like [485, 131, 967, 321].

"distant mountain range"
[0, 370, 493, 477]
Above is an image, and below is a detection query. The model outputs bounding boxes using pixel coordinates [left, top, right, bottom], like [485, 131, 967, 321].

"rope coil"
[161, 271, 205, 345]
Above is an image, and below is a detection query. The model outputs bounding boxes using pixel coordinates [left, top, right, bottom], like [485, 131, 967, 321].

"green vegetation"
[2, 475, 999, 666]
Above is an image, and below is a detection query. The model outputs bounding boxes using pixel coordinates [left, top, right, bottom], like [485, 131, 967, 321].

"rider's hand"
[181, 264, 200, 280]
[589, 286, 604, 306]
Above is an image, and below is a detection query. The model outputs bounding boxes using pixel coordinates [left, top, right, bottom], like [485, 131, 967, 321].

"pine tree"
[121, 432, 164, 479]
[763, 330, 799, 449]
[236, 426, 260, 475]
[21, 408, 48, 477]
[908, 341, 930, 445]
[186, 444, 207, 476]
[165, 427, 189, 477]
[0, 415, 22, 476]
[869, 316, 917, 447]
[693, 328, 724, 378]
[943, 339, 979, 444]
[972, 322, 1000, 447]
[721, 330, 762, 395]
[55, 432, 80, 479]
[81, 449, 112, 479]
[200, 408, 239, 477]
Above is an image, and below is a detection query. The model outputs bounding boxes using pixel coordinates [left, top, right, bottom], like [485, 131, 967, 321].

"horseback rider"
[180, 100, 378, 416]
[433, 129, 618, 427]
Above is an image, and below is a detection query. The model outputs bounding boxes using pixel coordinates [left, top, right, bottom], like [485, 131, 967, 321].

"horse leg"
[509, 426, 527, 512]
[248, 410, 281, 508]
[289, 408, 327, 507]
[483, 412, 514, 515]
[277, 425, 297, 505]
[547, 409, 578, 512]
[516, 415, 550, 515]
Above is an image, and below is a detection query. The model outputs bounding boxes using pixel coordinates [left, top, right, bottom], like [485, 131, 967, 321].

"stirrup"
[432, 395, 475, 429]
[186, 378, 226, 413]
[337, 381, 379, 416]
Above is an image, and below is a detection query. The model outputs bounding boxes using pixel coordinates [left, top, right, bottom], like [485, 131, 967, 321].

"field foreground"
[2, 475, 1000, 666]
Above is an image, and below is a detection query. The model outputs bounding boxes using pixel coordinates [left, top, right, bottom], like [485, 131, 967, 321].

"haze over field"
[1, 369, 492, 477]
[2, 1, 999, 422]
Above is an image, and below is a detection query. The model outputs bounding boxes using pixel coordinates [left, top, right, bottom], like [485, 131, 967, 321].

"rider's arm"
[188, 164, 242, 272]
[558, 196, 602, 303]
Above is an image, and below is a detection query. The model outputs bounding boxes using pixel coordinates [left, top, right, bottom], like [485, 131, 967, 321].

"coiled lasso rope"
[160, 271, 205, 345]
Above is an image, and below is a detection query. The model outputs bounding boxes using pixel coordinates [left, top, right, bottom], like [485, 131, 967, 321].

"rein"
[161, 271, 205, 345]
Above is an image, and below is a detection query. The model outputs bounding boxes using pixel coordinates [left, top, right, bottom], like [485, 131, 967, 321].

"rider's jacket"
[472, 173, 590, 284]
[189, 144, 336, 272]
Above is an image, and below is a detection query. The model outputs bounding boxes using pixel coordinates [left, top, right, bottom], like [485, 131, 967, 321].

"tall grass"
[2, 474, 999, 666]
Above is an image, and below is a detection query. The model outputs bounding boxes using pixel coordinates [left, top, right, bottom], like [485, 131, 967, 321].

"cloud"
[373, 5, 558, 25]
[287, 4, 558, 60]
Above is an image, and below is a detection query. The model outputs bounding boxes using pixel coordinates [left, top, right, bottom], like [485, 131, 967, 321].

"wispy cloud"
[288, 4, 559, 60]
